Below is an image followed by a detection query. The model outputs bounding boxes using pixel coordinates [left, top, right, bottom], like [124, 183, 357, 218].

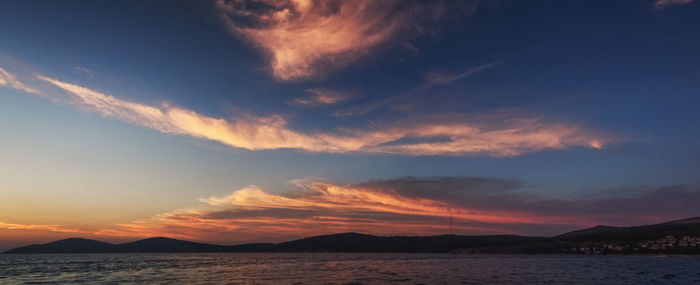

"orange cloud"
[95, 179, 596, 243]
[0, 221, 92, 235]
[4, 179, 699, 245]
[37, 75, 322, 151]
[36, 76, 609, 156]
[86, 181, 700, 243]
[196, 182, 582, 225]
[217, 0, 451, 81]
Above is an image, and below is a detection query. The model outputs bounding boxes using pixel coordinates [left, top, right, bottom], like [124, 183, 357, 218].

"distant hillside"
[269, 232, 541, 252]
[116, 237, 231, 253]
[555, 219, 700, 242]
[5, 216, 700, 254]
[4, 237, 227, 254]
[458, 216, 700, 254]
[4, 233, 537, 254]
[5, 238, 117, 254]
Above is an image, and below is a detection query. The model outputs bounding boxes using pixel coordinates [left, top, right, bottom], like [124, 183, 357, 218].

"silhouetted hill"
[269, 232, 541, 252]
[555, 218, 700, 242]
[555, 225, 623, 240]
[117, 237, 230, 253]
[3, 233, 537, 254]
[5, 238, 117, 254]
[458, 216, 700, 254]
[5, 216, 700, 254]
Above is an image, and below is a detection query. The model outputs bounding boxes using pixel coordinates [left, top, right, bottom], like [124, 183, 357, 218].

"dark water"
[1, 253, 700, 284]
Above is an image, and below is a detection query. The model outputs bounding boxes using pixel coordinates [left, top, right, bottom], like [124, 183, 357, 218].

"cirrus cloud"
[0, 66, 39, 94]
[33, 75, 609, 157]
[217, 0, 473, 81]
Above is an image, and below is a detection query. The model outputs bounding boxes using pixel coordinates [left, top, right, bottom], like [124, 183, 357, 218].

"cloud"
[654, 0, 693, 9]
[31, 75, 609, 156]
[333, 60, 503, 117]
[289, 88, 354, 106]
[0, 221, 88, 234]
[74, 66, 94, 77]
[0, 66, 39, 94]
[85, 177, 700, 243]
[423, 60, 503, 87]
[356, 178, 700, 226]
[102, 178, 580, 242]
[4, 177, 698, 244]
[216, 0, 469, 81]
[36, 75, 323, 151]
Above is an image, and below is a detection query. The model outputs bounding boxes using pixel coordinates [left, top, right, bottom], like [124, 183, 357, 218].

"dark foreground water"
[1, 253, 700, 284]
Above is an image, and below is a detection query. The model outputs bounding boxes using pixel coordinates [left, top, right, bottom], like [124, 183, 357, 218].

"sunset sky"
[1, 0, 700, 251]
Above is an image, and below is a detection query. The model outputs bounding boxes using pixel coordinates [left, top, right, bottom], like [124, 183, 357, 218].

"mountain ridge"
[5, 216, 700, 254]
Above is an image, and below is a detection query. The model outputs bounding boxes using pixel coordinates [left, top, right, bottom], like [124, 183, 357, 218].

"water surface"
[2, 253, 699, 284]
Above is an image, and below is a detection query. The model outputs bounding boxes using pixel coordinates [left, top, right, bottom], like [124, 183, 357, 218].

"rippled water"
[1, 253, 700, 284]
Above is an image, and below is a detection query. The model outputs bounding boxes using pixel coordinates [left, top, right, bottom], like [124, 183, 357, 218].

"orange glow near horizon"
[0, 180, 603, 246]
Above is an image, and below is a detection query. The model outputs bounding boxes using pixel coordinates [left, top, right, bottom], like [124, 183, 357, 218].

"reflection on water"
[1, 253, 700, 284]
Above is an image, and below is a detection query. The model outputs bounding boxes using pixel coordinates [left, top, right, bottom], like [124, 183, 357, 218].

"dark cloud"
[357, 177, 700, 225]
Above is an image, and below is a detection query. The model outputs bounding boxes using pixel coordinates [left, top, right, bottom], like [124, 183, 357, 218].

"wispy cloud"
[8, 74, 608, 156]
[99, 178, 584, 242]
[4, 177, 698, 244]
[654, 0, 694, 9]
[74, 66, 94, 77]
[0, 66, 39, 94]
[423, 60, 503, 87]
[0, 221, 87, 234]
[36, 75, 322, 151]
[289, 88, 354, 107]
[74, 178, 700, 243]
[333, 60, 503, 117]
[216, 0, 465, 81]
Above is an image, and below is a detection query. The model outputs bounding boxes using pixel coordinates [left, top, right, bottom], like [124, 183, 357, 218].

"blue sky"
[0, 0, 699, 248]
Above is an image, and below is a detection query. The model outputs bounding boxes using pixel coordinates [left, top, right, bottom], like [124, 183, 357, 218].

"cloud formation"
[0, 221, 87, 234]
[654, 0, 694, 9]
[34, 75, 608, 156]
[423, 60, 503, 87]
[74, 66, 94, 77]
[0, 66, 39, 94]
[4, 177, 699, 244]
[289, 88, 354, 106]
[83, 177, 700, 243]
[333, 60, 503, 117]
[217, 0, 465, 81]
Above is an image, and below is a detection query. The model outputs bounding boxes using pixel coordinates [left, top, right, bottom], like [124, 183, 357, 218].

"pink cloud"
[96, 179, 595, 242]
[216, 0, 456, 81]
[36, 75, 610, 156]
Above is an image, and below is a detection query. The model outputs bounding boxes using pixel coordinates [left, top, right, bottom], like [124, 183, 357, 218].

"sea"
[1, 253, 699, 284]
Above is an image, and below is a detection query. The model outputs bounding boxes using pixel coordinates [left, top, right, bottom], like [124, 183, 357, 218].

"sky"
[0, 0, 699, 250]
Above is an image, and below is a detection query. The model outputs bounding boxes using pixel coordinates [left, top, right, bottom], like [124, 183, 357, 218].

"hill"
[5, 216, 700, 254]
[458, 216, 700, 254]
[269, 232, 541, 252]
[5, 238, 117, 254]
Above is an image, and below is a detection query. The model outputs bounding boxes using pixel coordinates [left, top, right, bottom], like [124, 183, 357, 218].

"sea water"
[1, 253, 700, 284]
